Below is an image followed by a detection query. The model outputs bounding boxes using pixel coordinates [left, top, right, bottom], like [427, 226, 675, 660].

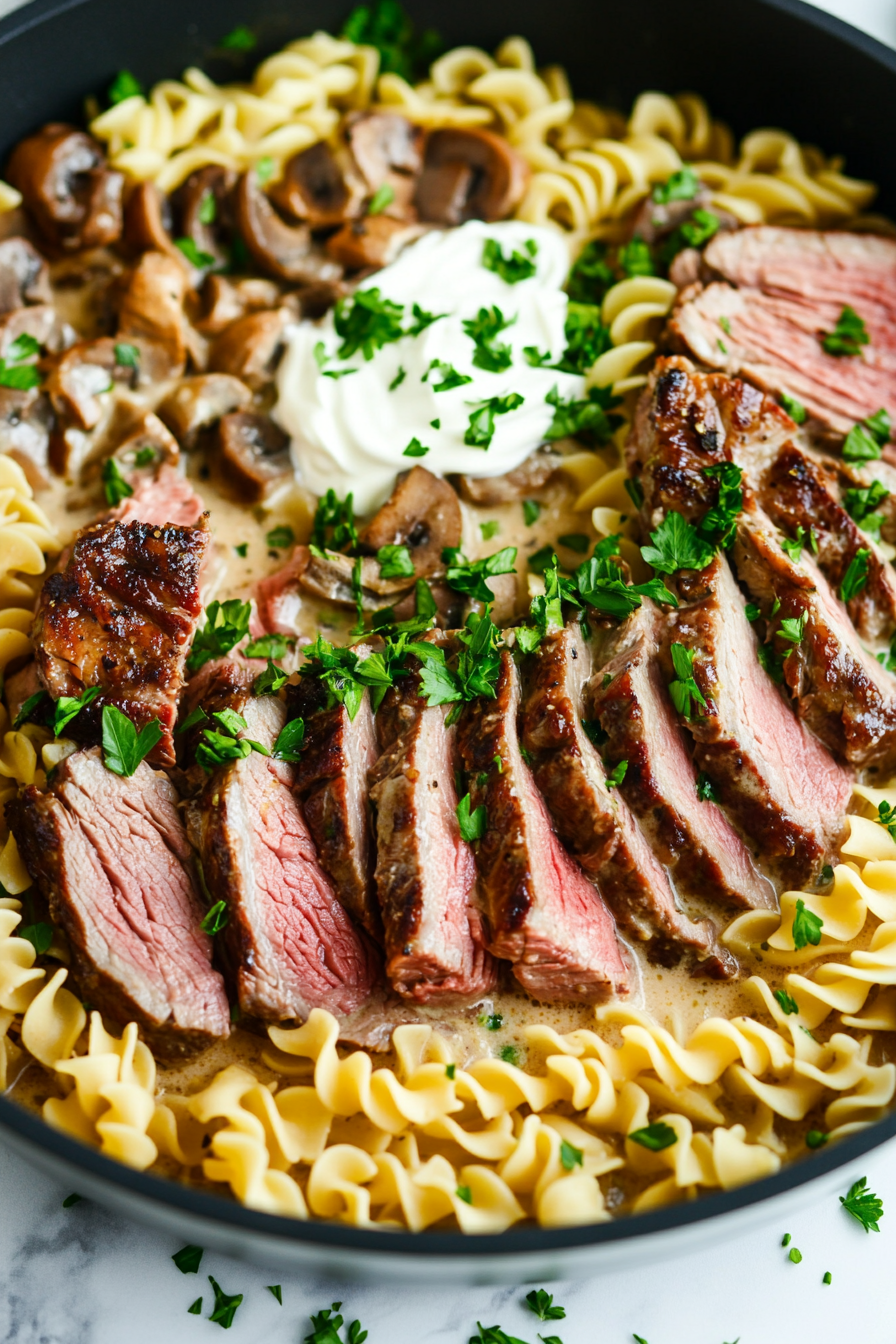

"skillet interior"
[1, 0, 895, 1275]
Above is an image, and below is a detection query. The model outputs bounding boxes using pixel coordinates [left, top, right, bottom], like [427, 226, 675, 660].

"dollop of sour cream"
[275, 220, 584, 514]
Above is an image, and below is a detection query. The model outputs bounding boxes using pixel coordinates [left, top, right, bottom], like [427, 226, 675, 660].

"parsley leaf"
[698, 462, 743, 547]
[101, 457, 133, 507]
[778, 612, 807, 645]
[840, 547, 871, 603]
[187, 600, 252, 673]
[792, 897, 823, 949]
[188, 1298, 203, 1315]
[567, 239, 616, 305]
[523, 499, 541, 526]
[482, 236, 538, 284]
[774, 988, 799, 1015]
[525, 1290, 566, 1322]
[175, 237, 215, 270]
[406, 302, 448, 337]
[172, 1245, 204, 1274]
[201, 901, 229, 935]
[444, 546, 517, 603]
[668, 642, 707, 719]
[469, 1324, 528, 1344]
[806, 1129, 828, 1149]
[367, 182, 395, 215]
[559, 1138, 584, 1170]
[652, 165, 700, 204]
[403, 437, 429, 457]
[101, 705, 163, 776]
[334, 287, 404, 360]
[341, 0, 441, 80]
[208, 1274, 243, 1328]
[266, 524, 294, 549]
[377, 544, 415, 579]
[840, 1176, 884, 1233]
[18, 922, 53, 954]
[780, 391, 807, 424]
[253, 659, 290, 697]
[220, 24, 255, 50]
[544, 383, 621, 442]
[641, 511, 714, 575]
[843, 479, 889, 536]
[423, 358, 473, 391]
[389, 365, 406, 391]
[822, 305, 869, 357]
[696, 771, 716, 801]
[462, 305, 515, 372]
[498, 1043, 520, 1065]
[61, 1193, 82, 1208]
[555, 302, 612, 374]
[480, 1013, 503, 1031]
[244, 632, 294, 660]
[13, 689, 49, 730]
[108, 69, 143, 103]
[876, 799, 896, 843]
[866, 407, 892, 442]
[53, 684, 102, 736]
[0, 332, 42, 390]
[618, 236, 655, 277]
[272, 718, 305, 761]
[114, 341, 139, 369]
[456, 792, 486, 841]
[629, 1122, 677, 1151]
[464, 394, 526, 448]
[843, 424, 884, 463]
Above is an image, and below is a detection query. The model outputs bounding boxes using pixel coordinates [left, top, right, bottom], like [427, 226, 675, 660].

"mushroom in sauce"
[7, 124, 124, 251]
[345, 111, 425, 217]
[325, 215, 427, 271]
[270, 141, 366, 228]
[233, 170, 344, 285]
[117, 251, 192, 376]
[216, 411, 292, 502]
[208, 307, 291, 390]
[172, 166, 237, 277]
[45, 336, 170, 430]
[414, 127, 529, 224]
[0, 238, 51, 314]
[157, 373, 252, 450]
[457, 446, 560, 504]
[359, 465, 462, 577]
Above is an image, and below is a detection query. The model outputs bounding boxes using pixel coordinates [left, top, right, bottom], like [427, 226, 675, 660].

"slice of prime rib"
[733, 506, 896, 770]
[31, 515, 209, 767]
[456, 649, 629, 1003]
[629, 356, 896, 643]
[519, 621, 715, 962]
[670, 554, 851, 885]
[185, 663, 378, 1022]
[589, 601, 775, 911]
[369, 667, 496, 1001]
[7, 747, 229, 1056]
[668, 227, 896, 437]
[288, 669, 382, 941]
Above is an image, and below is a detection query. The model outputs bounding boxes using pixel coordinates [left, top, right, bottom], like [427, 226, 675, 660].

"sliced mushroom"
[299, 547, 415, 607]
[195, 274, 283, 335]
[233, 169, 344, 284]
[109, 409, 180, 468]
[0, 387, 53, 489]
[0, 303, 70, 358]
[208, 308, 290, 390]
[359, 466, 462, 577]
[117, 251, 190, 376]
[270, 141, 366, 228]
[414, 128, 529, 224]
[346, 112, 424, 216]
[157, 373, 252, 449]
[123, 181, 181, 261]
[7, 124, 124, 251]
[458, 447, 561, 504]
[44, 336, 171, 430]
[173, 165, 237, 275]
[325, 215, 427, 271]
[216, 411, 291, 501]
[0, 238, 51, 314]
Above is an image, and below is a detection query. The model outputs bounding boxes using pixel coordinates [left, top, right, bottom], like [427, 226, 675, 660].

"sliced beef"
[590, 601, 775, 911]
[32, 515, 209, 767]
[369, 669, 496, 1001]
[111, 462, 205, 529]
[289, 671, 382, 940]
[456, 649, 629, 1003]
[733, 507, 896, 770]
[669, 227, 896, 437]
[520, 621, 714, 961]
[670, 554, 851, 885]
[7, 747, 229, 1056]
[186, 671, 378, 1021]
[253, 547, 310, 636]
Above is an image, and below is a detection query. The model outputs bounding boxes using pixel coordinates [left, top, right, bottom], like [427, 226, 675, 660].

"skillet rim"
[0, 0, 895, 1258]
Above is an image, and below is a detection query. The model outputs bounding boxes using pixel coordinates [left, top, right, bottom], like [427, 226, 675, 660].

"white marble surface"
[3, 0, 896, 1340]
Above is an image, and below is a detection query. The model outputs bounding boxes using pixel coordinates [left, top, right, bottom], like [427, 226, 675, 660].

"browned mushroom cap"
[118, 251, 191, 376]
[44, 336, 171, 430]
[157, 373, 252, 449]
[195, 274, 283, 335]
[325, 215, 426, 271]
[216, 411, 291, 502]
[414, 128, 529, 224]
[173, 165, 237, 276]
[0, 386, 53, 489]
[0, 303, 69, 358]
[110, 410, 180, 467]
[123, 181, 181, 262]
[359, 466, 462, 577]
[458, 446, 560, 504]
[0, 238, 51, 314]
[269, 141, 366, 228]
[208, 307, 290, 390]
[7, 124, 124, 251]
[299, 547, 415, 607]
[234, 170, 344, 284]
[346, 112, 424, 217]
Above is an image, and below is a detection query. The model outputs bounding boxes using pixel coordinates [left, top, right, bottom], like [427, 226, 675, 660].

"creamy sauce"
[275, 221, 582, 513]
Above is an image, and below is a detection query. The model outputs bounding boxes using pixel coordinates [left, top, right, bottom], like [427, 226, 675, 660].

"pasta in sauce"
[0, 10, 894, 1233]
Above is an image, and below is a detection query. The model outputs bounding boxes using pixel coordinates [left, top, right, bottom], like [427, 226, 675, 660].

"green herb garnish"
[403, 437, 429, 457]
[792, 897, 823, 949]
[522, 499, 541, 526]
[52, 684, 102, 736]
[101, 457, 133, 507]
[780, 392, 807, 424]
[462, 305, 515, 373]
[334, 287, 404, 361]
[544, 383, 621, 442]
[108, 70, 143, 103]
[841, 1177, 884, 1231]
[266, 525, 295, 550]
[219, 24, 256, 50]
[524, 1290, 565, 1322]
[629, 1122, 677, 1151]
[208, 1274, 243, 1328]
[668, 643, 707, 719]
[367, 183, 395, 215]
[696, 771, 716, 801]
[187, 600, 252, 673]
[641, 510, 714, 575]
[175, 237, 215, 270]
[423, 358, 473, 392]
[101, 705, 163, 776]
[172, 1245, 204, 1274]
[483, 237, 538, 284]
[822, 305, 869, 357]
[840, 547, 871, 603]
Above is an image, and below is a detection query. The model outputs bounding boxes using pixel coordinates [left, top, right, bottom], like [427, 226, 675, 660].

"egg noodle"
[0, 23, 894, 1232]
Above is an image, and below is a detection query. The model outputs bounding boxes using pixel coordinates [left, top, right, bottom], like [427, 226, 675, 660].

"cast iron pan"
[0, 0, 894, 1271]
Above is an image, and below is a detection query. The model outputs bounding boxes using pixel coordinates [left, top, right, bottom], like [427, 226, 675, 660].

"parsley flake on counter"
[774, 988, 799, 1015]
[200, 901, 229, 936]
[668, 643, 707, 720]
[745, 603, 761, 622]
[108, 69, 143, 103]
[483, 236, 538, 283]
[335, 287, 404, 360]
[188, 1298, 203, 1315]
[272, 718, 305, 762]
[823, 1271, 832, 1285]
[524, 1290, 565, 1322]
[696, 771, 716, 802]
[389, 365, 406, 391]
[172, 1244, 204, 1274]
[470, 1324, 527, 1344]
[819, 863, 834, 884]
[840, 547, 871, 603]
[62, 1192, 82, 1207]
[456, 792, 487, 844]
[628, 1121, 678, 1151]
[840, 1176, 884, 1232]
[266, 524, 295, 549]
[367, 182, 395, 215]
[641, 510, 714, 575]
[102, 704, 163, 779]
[101, 457, 134, 507]
[788, 1247, 803, 1264]
[208, 1275, 243, 1328]
[791, 897, 824, 949]
[822, 305, 869, 357]
[522, 499, 541, 526]
[268, 1285, 283, 1304]
[560, 1139, 584, 1170]
[781, 1232, 791, 1247]
[780, 391, 807, 423]
[403, 437, 429, 457]
[462, 305, 516, 372]
[544, 383, 621, 442]
[605, 759, 628, 790]
[377, 543, 415, 579]
[555, 302, 612, 374]
[53, 684, 102, 736]
[187, 599, 252, 672]
[220, 23, 256, 50]
[806, 1129, 828, 1149]
[423, 357, 473, 391]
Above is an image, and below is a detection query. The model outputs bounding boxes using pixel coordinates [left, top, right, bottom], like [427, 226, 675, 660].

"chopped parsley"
[843, 479, 889, 538]
[244, 632, 294, 660]
[195, 710, 270, 772]
[806, 1129, 828, 1149]
[480, 520, 500, 541]
[877, 799, 896, 843]
[456, 793, 487, 841]
[389, 365, 406, 391]
[641, 510, 714, 575]
[652, 165, 700, 204]
[367, 182, 395, 215]
[778, 612, 807, 645]
[272, 718, 306, 762]
[198, 190, 216, 224]
[696, 771, 716, 802]
[410, 611, 503, 721]
[558, 532, 590, 553]
[555, 302, 612, 374]
[544, 383, 622, 442]
[840, 547, 871, 603]
[176, 706, 208, 735]
[629, 1122, 677, 1151]
[840, 1177, 883, 1232]
[208, 1274, 244, 1328]
[219, 23, 256, 50]
[341, 0, 441, 80]
[403, 437, 429, 457]
[482, 236, 538, 284]
[234, 542, 249, 558]
[774, 988, 799, 1015]
[618, 236, 655, 278]
[668, 642, 707, 719]
[0, 332, 42, 390]
[559, 1139, 584, 1170]
[524, 1290, 565, 1322]
[445, 1063, 456, 1079]
[102, 705, 162, 777]
[256, 156, 274, 185]
[780, 530, 806, 562]
[788, 1248, 803, 1264]
[575, 535, 677, 619]
[464, 393, 525, 448]
[334, 287, 405, 360]
[567, 239, 616, 305]
[700, 462, 744, 547]
[498, 1044, 520, 1066]
[792, 897, 823, 950]
[781, 1232, 792, 1247]
[377, 544, 415, 579]
[423, 357, 473, 391]
[822, 305, 869, 357]
[719, 316, 732, 336]
[175, 237, 215, 270]
[187, 599, 252, 673]
[201, 901, 229, 936]
[62, 1193, 82, 1208]
[406, 302, 448, 337]
[266, 524, 294, 550]
[780, 392, 807, 424]
[522, 499, 541, 526]
[253, 659, 290, 697]
[18, 922, 52, 954]
[604, 759, 628, 790]
[53, 684, 102, 736]
[823, 1272, 832, 1285]
[114, 341, 140, 369]
[101, 457, 133, 507]
[108, 69, 143, 103]
[444, 545, 517, 603]
[456, 1184, 473, 1204]
[480, 1013, 503, 1031]
[172, 1245, 204, 1274]
[462, 305, 515, 373]
[311, 490, 358, 552]
[188, 1299, 203, 1315]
